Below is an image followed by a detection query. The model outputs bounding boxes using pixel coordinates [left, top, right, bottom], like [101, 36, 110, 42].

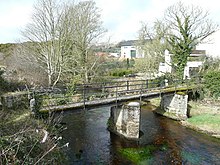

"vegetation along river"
[61, 103, 220, 164]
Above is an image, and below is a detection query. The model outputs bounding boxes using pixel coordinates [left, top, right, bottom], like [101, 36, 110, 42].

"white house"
[159, 50, 205, 79]
[159, 50, 172, 76]
[118, 40, 144, 58]
[183, 61, 203, 78]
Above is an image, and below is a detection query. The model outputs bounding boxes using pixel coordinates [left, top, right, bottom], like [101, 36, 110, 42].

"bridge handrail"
[36, 77, 202, 109]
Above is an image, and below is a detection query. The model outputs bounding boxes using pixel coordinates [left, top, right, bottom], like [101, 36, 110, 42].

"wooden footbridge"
[37, 78, 199, 112]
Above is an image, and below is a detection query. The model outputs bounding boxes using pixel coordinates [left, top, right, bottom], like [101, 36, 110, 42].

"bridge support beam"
[157, 93, 188, 120]
[108, 102, 140, 139]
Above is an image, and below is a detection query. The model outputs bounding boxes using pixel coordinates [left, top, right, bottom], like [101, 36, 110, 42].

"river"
[61, 103, 220, 164]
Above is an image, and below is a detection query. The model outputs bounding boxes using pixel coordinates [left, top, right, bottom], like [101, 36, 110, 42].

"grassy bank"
[0, 108, 67, 164]
[182, 100, 220, 138]
[149, 98, 220, 138]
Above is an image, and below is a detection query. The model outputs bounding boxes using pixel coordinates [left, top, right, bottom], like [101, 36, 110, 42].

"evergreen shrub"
[204, 71, 220, 98]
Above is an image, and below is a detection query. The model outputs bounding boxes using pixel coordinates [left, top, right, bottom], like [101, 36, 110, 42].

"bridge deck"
[39, 86, 189, 112]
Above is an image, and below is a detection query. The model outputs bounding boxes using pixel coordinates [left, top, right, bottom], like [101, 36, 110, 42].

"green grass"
[187, 114, 220, 133]
[189, 100, 220, 116]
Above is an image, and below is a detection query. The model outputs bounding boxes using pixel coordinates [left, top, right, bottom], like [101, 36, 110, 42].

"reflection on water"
[61, 104, 220, 164]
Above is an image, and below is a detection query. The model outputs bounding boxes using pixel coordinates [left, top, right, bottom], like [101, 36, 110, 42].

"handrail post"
[160, 80, 162, 97]
[140, 83, 143, 102]
[127, 80, 129, 91]
[116, 82, 118, 105]
[146, 79, 148, 90]
[102, 82, 105, 98]
[175, 79, 177, 92]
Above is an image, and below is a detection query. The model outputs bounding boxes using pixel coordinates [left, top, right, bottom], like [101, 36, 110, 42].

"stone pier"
[108, 102, 141, 139]
[157, 93, 188, 120]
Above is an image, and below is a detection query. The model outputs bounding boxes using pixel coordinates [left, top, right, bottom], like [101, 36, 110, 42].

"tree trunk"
[48, 74, 52, 87]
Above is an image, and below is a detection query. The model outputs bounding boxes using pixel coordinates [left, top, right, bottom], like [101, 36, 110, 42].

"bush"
[204, 71, 220, 98]
[0, 68, 30, 93]
[0, 43, 15, 56]
[56, 97, 69, 105]
[90, 76, 114, 83]
[0, 69, 9, 92]
[109, 69, 134, 77]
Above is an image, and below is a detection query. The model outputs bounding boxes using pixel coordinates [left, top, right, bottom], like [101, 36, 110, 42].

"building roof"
[118, 40, 137, 47]
[190, 50, 206, 57]
[117, 39, 151, 47]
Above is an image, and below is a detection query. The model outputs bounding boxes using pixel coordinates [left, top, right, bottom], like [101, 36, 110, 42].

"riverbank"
[150, 98, 220, 139]
[182, 100, 220, 138]
[0, 108, 67, 164]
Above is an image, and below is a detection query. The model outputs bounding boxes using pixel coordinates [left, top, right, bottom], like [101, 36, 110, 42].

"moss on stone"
[107, 117, 115, 131]
[176, 91, 187, 95]
[154, 108, 187, 121]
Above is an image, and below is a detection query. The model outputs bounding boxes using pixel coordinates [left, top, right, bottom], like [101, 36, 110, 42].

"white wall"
[121, 46, 144, 58]
[158, 63, 166, 76]
[159, 50, 203, 79]
[183, 61, 203, 79]
[158, 50, 172, 76]
[197, 30, 220, 58]
[121, 46, 135, 58]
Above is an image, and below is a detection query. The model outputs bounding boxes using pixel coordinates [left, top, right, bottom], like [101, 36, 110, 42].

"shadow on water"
[61, 103, 220, 165]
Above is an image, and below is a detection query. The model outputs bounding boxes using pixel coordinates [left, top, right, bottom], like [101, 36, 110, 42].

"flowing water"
[61, 103, 220, 164]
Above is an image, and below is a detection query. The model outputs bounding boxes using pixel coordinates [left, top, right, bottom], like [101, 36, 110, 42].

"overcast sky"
[0, 0, 219, 43]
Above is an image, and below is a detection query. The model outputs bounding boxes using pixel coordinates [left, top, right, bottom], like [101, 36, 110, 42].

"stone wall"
[1, 91, 29, 110]
[159, 93, 188, 120]
[108, 102, 141, 139]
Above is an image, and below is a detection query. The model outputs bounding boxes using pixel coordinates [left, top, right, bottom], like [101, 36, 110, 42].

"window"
[130, 50, 136, 58]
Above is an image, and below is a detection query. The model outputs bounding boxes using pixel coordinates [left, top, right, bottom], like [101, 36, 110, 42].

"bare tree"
[164, 1, 219, 78]
[9, 44, 48, 86]
[62, 1, 106, 83]
[21, 0, 106, 86]
[135, 21, 168, 75]
[21, 0, 69, 87]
